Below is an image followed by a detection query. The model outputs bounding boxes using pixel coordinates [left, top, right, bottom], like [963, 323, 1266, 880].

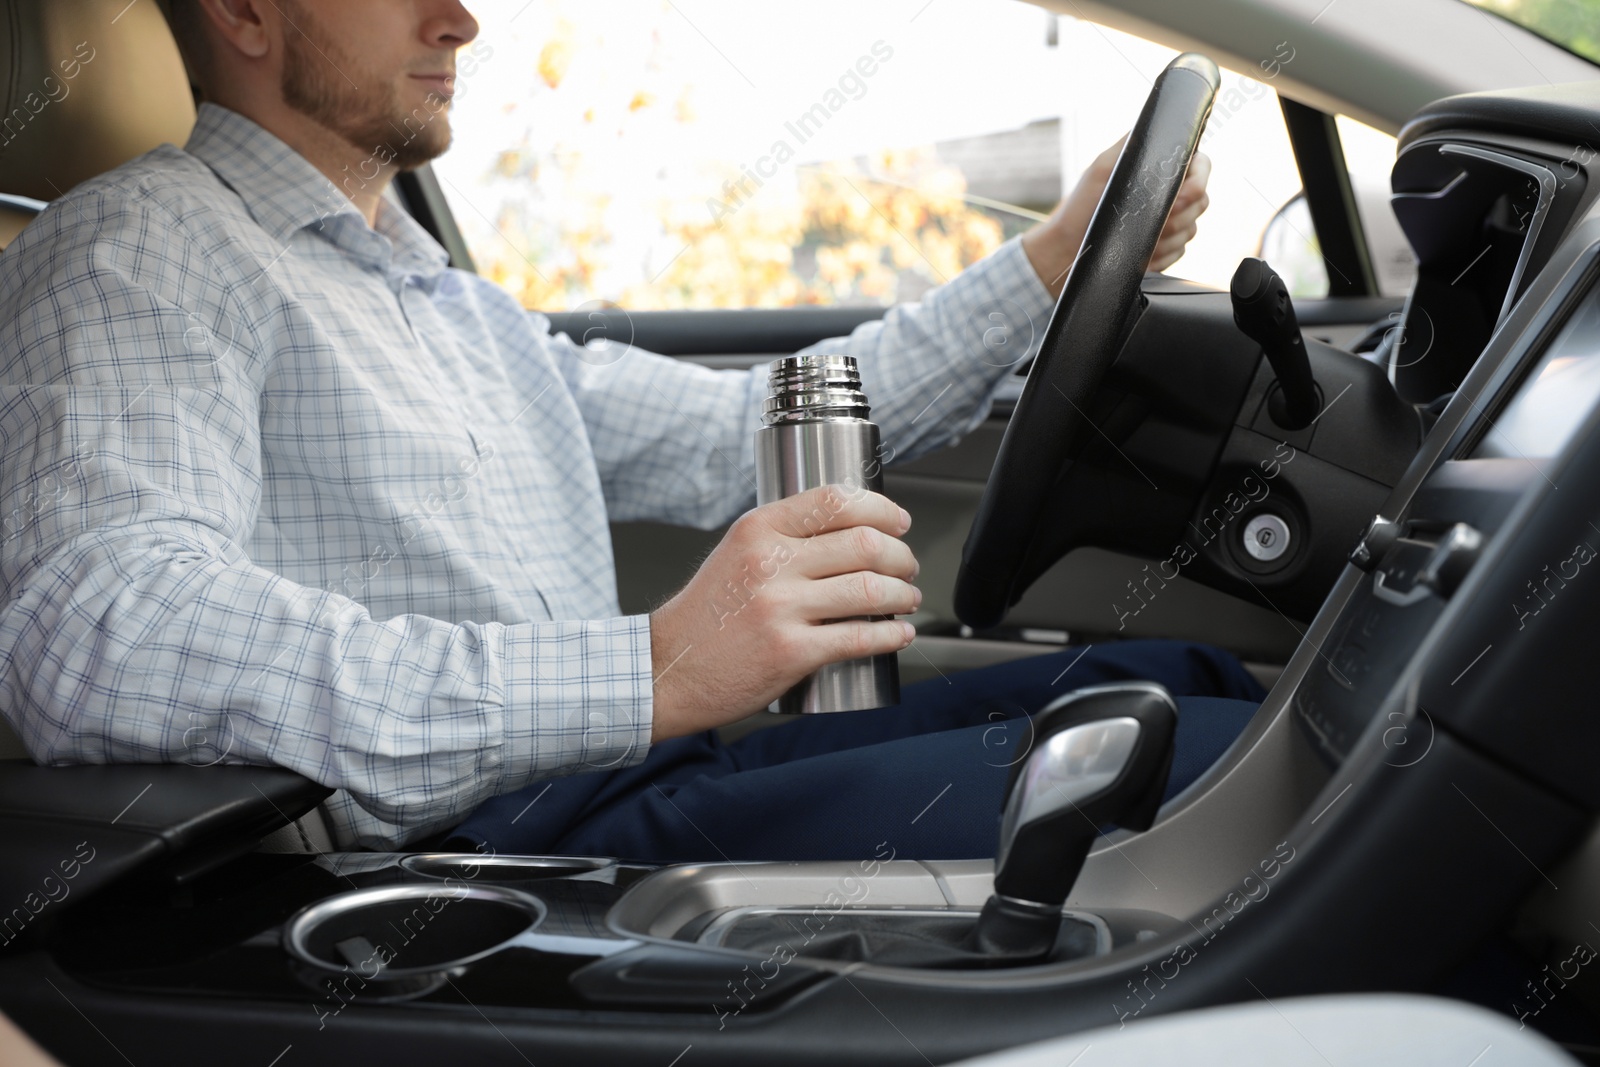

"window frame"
[1278, 98, 1381, 299]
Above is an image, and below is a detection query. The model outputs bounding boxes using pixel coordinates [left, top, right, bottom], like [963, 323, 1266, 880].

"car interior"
[3, 0, 1600, 1064]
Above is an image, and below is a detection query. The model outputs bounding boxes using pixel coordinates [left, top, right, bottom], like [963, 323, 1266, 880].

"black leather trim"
[1399, 80, 1600, 153]
[0, 763, 331, 929]
[0, 763, 329, 846]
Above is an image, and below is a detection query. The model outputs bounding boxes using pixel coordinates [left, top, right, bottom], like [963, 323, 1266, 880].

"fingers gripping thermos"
[755, 355, 903, 714]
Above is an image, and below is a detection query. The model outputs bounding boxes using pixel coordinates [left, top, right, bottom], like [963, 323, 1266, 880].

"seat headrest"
[0, 0, 196, 202]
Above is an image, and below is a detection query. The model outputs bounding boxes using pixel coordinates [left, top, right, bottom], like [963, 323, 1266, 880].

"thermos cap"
[762, 354, 871, 424]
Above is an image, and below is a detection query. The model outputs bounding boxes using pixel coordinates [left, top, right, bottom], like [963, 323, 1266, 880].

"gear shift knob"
[970, 682, 1178, 958]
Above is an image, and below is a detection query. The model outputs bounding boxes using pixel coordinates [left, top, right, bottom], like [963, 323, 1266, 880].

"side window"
[433, 2, 1310, 311]
[1257, 115, 1418, 299]
[1340, 115, 1419, 299]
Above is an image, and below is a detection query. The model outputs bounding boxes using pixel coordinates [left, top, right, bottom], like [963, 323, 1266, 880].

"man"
[0, 0, 1262, 858]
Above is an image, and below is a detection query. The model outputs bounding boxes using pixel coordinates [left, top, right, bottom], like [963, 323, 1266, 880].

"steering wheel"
[953, 54, 1221, 630]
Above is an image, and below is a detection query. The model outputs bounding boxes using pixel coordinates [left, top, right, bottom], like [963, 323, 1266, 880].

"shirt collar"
[184, 102, 449, 283]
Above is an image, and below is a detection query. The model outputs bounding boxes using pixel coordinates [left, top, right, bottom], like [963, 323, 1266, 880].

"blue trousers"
[445, 639, 1266, 863]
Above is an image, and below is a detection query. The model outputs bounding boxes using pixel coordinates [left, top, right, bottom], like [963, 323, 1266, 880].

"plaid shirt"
[0, 103, 1052, 849]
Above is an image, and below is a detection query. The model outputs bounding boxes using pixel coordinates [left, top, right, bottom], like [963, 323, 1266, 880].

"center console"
[10, 685, 1191, 1039]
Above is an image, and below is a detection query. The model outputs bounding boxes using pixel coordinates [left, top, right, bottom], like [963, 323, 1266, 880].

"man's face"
[277, 0, 479, 171]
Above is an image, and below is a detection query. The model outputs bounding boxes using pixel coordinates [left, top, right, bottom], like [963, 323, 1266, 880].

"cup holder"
[401, 853, 612, 884]
[283, 883, 547, 997]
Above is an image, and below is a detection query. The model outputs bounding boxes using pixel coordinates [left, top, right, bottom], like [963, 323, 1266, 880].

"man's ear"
[196, 0, 273, 61]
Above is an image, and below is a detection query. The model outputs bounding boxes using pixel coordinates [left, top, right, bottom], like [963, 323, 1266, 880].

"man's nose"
[423, 0, 480, 49]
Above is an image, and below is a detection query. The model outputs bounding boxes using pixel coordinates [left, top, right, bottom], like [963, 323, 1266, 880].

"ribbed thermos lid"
[761, 354, 871, 425]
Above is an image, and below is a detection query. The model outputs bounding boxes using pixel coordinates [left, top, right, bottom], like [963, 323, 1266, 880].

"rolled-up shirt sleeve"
[0, 190, 651, 850]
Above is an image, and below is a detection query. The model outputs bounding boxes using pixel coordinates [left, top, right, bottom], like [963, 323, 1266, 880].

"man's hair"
[155, 0, 211, 94]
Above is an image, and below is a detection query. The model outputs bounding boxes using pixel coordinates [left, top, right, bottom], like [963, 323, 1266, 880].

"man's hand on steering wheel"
[955, 54, 1221, 630]
[1021, 135, 1213, 298]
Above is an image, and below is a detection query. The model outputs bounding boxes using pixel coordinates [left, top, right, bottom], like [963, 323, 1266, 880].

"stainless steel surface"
[694, 904, 1113, 959]
[921, 860, 1011, 906]
[283, 882, 636, 993]
[992, 893, 1069, 916]
[761, 352, 871, 423]
[607, 860, 952, 941]
[282, 883, 549, 981]
[757, 354, 900, 714]
[605, 864, 1115, 971]
[1244, 512, 1292, 562]
[995, 716, 1142, 873]
[1418, 521, 1484, 597]
[1349, 513, 1400, 570]
[697, 905, 982, 947]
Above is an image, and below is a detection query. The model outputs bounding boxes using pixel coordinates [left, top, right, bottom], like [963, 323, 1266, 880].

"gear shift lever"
[968, 683, 1178, 959]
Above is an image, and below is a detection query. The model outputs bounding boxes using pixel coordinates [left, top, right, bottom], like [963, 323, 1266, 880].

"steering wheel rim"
[953, 53, 1220, 631]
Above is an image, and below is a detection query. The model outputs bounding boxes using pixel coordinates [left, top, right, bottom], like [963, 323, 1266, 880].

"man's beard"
[278, 2, 451, 172]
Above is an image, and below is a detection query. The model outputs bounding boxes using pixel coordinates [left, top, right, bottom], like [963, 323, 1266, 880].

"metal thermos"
[755, 354, 902, 715]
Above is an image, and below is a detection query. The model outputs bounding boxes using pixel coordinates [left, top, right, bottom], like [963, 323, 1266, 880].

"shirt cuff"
[499, 613, 654, 783]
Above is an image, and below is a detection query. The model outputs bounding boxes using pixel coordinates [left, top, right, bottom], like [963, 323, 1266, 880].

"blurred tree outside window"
[433, 0, 1315, 312]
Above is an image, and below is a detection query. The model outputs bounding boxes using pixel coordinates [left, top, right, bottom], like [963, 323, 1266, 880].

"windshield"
[1460, 0, 1600, 65]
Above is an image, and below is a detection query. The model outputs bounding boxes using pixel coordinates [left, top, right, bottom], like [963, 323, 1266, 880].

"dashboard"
[1386, 90, 1594, 407]
[1292, 80, 1600, 782]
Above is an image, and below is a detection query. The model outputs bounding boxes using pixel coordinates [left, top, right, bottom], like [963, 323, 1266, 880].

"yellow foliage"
[536, 35, 573, 90]
[474, 147, 1007, 311]
[454, 9, 1009, 312]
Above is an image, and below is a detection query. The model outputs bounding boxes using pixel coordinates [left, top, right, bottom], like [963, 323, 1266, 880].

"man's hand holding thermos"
[648, 355, 917, 741]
